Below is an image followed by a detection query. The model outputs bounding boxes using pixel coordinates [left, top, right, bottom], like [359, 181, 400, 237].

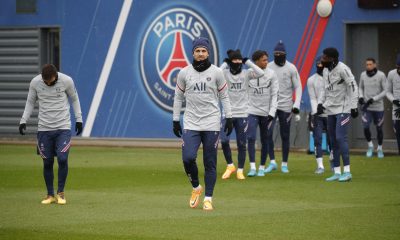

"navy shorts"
[37, 130, 71, 159]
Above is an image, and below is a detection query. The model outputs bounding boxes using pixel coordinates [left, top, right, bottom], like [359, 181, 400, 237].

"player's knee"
[221, 139, 229, 146]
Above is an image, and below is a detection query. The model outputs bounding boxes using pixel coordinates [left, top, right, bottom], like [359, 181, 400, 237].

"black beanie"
[227, 49, 243, 60]
[323, 47, 339, 59]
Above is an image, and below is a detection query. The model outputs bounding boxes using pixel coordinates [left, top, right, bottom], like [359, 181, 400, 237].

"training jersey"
[268, 61, 302, 113]
[247, 67, 279, 117]
[20, 72, 82, 131]
[173, 64, 232, 131]
[318, 62, 358, 115]
[220, 60, 264, 118]
[386, 69, 400, 120]
[359, 70, 386, 111]
[307, 73, 327, 117]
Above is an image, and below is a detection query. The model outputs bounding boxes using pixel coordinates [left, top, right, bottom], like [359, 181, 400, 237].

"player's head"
[41, 64, 58, 86]
[316, 55, 323, 76]
[273, 40, 286, 66]
[321, 47, 339, 70]
[227, 49, 243, 75]
[252, 50, 268, 69]
[192, 37, 209, 61]
[365, 58, 377, 71]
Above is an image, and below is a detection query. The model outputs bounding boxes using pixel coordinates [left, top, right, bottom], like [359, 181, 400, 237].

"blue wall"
[1, 0, 400, 138]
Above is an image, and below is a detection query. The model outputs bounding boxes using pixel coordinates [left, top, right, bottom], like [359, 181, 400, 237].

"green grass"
[0, 144, 399, 240]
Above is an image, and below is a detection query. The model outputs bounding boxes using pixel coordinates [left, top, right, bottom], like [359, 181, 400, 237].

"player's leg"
[278, 110, 292, 173]
[182, 130, 202, 208]
[336, 113, 352, 182]
[54, 129, 71, 204]
[322, 117, 333, 171]
[257, 116, 269, 176]
[220, 118, 235, 179]
[362, 110, 374, 157]
[235, 118, 248, 179]
[313, 116, 325, 174]
[394, 120, 400, 155]
[326, 115, 341, 181]
[247, 114, 258, 176]
[265, 117, 277, 173]
[37, 131, 56, 204]
[201, 131, 219, 210]
[373, 111, 385, 158]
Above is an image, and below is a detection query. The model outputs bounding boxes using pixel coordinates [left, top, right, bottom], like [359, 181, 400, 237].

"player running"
[386, 53, 400, 155]
[19, 64, 83, 204]
[358, 58, 387, 158]
[307, 56, 331, 174]
[219, 49, 264, 180]
[246, 50, 279, 177]
[266, 40, 302, 173]
[172, 37, 233, 211]
[317, 47, 359, 182]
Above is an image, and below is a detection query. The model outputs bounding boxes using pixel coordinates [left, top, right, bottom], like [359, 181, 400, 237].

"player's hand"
[75, 122, 83, 135]
[224, 118, 233, 136]
[19, 123, 26, 135]
[316, 104, 325, 115]
[173, 121, 182, 138]
[267, 115, 274, 122]
[292, 107, 300, 114]
[242, 58, 249, 64]
[393, 100, 400, 107]
[224, 58, 231, 64]
[358, 97, 365, 105]
[395, 108, 400, 118]
[366, 98, 374, 105]
[351, 108, 359, 118]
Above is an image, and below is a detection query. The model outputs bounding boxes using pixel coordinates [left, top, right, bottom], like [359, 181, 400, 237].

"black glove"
[358, 97, 365, 105]
[395, 108, 400, 118]
[366, 98, 374, 105]
[393, 100, 400, 107]
[292, 107, 300, 114]
[224, 58, 231, 64]
[351, 108, 358, 118]
[75, 122, 83, 135]
[173, 121, 182, 138]
[224, 118, 233, 136]
[19, 123, 26, 135]
[267, 115, 274, 122]
[316, 104, 325, 115]
[242, 58, 249, 64]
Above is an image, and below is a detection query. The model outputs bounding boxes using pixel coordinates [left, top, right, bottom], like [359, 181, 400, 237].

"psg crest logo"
[140, 7, 218, 112]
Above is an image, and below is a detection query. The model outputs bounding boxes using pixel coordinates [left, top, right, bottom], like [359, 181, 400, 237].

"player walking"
[386, 53, 400, 155]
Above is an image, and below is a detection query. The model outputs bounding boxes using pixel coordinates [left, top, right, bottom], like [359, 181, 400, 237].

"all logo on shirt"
[140, 7, 218, 112]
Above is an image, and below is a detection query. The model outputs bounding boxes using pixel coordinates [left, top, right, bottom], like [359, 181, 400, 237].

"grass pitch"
[0, 144, 399, 240]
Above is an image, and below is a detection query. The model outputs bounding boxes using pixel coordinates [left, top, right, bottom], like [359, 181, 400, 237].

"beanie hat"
[323, 47, 339, 59]
[227, 49, 243, 60]
[274, 40, 286, 53]
[192, 37, 210, 53]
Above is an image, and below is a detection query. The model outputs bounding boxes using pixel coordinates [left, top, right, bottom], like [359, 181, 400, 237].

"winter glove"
[393, 100, 400, 107]
[242, 58, 249, 64]
[358, 97, 365, 105]
[224, 58, 231, 64]
[19, 123, 26, 135]
[224, 118, 233, 136]
[267, 115, 274, 122]
[292, 107, 300, 114]
[366, 98, 374, 105]
[173, 121, 182, 138]
[75, 122, 83, 136]
[395, 108, 400, 118]
[351, 108, 359, 118]
[316, 104, 325, 115]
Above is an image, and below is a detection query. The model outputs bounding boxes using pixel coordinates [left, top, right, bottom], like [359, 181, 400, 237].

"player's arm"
[19, 80, 37, 135]
[269, 72, 279, 117]
[219, 61, 228, 70]
[65, 77, 83, 123]
[386, 72, 395, 102]
[307, 77, 317, 115]
[358, 74, 364, 100]
[245, 59, 264, 79]
[292, 68, 302, 110]
[341, 66, 358, 109]
[372, 74, 387, 101]
[318, 73, 327, 106]
[173, 70, 186, 121]
[216, 69, 232, 119]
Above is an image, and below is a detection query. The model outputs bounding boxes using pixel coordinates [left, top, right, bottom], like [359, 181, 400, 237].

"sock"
[343, 165, 350, 173]
[281, 162, 288, 167]
[259, 165, 265, 170]
[377, 145, 382, 151]
[250, 162, 256, 170]
[193, 185, 202, 191]
[334, 167, 341, 175]
[204, 196, 212, 202]
[237, 168, 243, 173]
[227, 163, 234, 167]
[270, 159, 276, 164]
[368, 141, 373, 148]
[316, 158, 324, 169]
